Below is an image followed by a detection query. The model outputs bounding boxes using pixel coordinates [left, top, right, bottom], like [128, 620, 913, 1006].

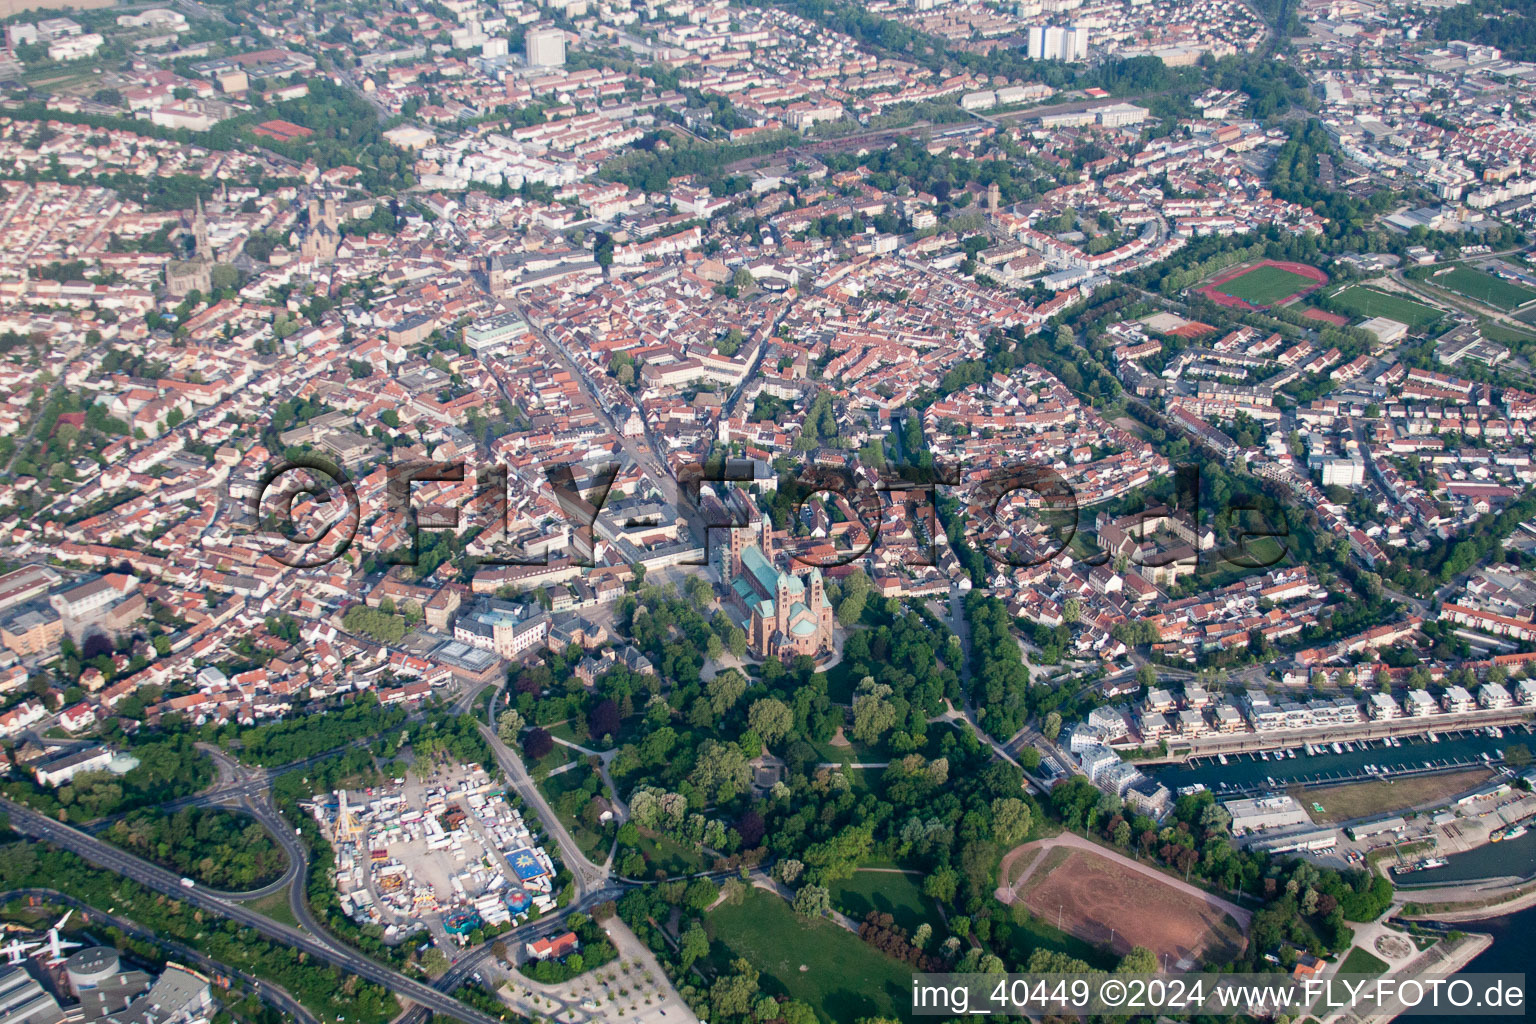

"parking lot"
[493, 919, 699, 1024]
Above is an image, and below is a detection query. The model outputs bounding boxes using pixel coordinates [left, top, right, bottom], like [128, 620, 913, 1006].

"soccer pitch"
[1329, 286, 1445, 328]
[1427, 265, 1536, 311]
[1214, 265, 1322, 306]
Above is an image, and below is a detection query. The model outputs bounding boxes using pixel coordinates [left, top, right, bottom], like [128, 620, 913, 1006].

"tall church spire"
[193, 196, 210, 260]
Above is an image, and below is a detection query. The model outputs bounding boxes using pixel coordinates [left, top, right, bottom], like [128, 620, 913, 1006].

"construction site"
[305, 760, 559, 947]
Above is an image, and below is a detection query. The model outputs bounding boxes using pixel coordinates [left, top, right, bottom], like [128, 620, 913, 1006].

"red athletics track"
[1195, 259, 1328, 310]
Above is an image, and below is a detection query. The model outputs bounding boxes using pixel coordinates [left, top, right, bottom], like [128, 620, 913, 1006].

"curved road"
[394, 880, 631, 1024]
[476, 683, 611, 900]
[8, 680, 626, 1024]
[0, 886, 319, 1024]
[85, 735, 383, 836]
[1, 797, 513, 1024]
[9, 681, 624, 1023]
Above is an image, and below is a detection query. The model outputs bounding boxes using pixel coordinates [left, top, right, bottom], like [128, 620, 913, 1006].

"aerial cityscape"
[0, 0, 1532, 1019]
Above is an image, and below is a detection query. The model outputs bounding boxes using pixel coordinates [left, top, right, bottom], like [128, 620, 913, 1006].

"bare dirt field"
[1012, 846, 1247, 968]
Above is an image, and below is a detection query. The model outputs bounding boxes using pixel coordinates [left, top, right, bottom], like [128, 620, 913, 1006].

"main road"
[394, 879, 630, 1024]
[0, 798, 516, 1024]
[0, 886, 319, 1024]
[83, 735, 378, 838]
[510, 300, 709, 540]
[475, 682, 611, 900]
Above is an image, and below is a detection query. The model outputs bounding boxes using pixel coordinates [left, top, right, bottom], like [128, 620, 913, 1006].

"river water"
[1398, 826, 1536, 886]
[1146, 723, 1534, 1021]
[1414, 905, 1535, 1024]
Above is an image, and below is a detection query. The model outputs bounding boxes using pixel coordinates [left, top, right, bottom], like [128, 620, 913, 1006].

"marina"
[1146, 725, 1531, 797]
[1395, 820, 1536, 887]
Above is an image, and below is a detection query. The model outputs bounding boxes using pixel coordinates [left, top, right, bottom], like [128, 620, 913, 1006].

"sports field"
[1217, 266, 1322, 305]
[1198, 260, 1327, 310]
[1426, 266, 1536, 311]
[1009, 845, 1247, 967]
[1330, 287, 1444, 328]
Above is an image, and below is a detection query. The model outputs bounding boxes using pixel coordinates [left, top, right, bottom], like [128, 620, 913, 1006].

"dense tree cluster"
[967, 592, 1033, 739]
[244, 79, 414, 193]
[601, 131, 798, 194]
[1434, 0, 1536, 59]
[857, 910, 942, 969]
[0, 842, 400, 1023]
[341, 604, 407, 644]
[105, 807, 288, 891]
[2, 734, 211, 824]
[230, 694, 408, 765]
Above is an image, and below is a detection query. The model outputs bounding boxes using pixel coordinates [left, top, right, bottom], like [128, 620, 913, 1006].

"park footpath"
[1319, 930, 1492, 1024]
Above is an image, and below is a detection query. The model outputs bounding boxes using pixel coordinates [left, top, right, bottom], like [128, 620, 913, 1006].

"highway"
[82, 735, 379, 839]
[0, 798, 514, 1024]
[4, 679, 625, 1024]
[0, 886, 319, 1024]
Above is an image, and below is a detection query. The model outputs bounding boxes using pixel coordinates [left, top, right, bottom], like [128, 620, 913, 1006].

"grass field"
[550, 720, 609, 750]
[1015, 848, 1247, 966]
[809, 734, 883, 766]
[1003, 904, 1119, 970]
[633, 830, 707, 876]
[1477, 321, 1536, 345]
[1330, 287, 1445, 328]
[829, 870, 938, 933]
[246, 885, 301, 929]
[706, 887, 915, 1023]
[1216, 265, 1323, 306]
[1338, 946, 1390, 975]
[1424, 266, 1536, 310]
[537, 765, 610, 860]
[1294, 768, 1492, 823]
[527, 743, 577, 780]
[1165, 535, 1289, 600]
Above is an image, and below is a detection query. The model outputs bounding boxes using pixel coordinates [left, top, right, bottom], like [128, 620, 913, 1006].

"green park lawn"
[828, 870, 939, 933]
[1337, 946, 1390, 975]
[527, 743, 577, 779]
[548, 720, 600, 749]
[1173, 534, 1290, 596]
[633, 830, 707, 876]
[1001, 904, 1120, 971]
[247, 886, 301, 929]
[706, 887, 916, 1023]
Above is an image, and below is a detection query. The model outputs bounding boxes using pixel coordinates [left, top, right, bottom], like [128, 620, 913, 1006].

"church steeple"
[193, 196, 210, 260]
